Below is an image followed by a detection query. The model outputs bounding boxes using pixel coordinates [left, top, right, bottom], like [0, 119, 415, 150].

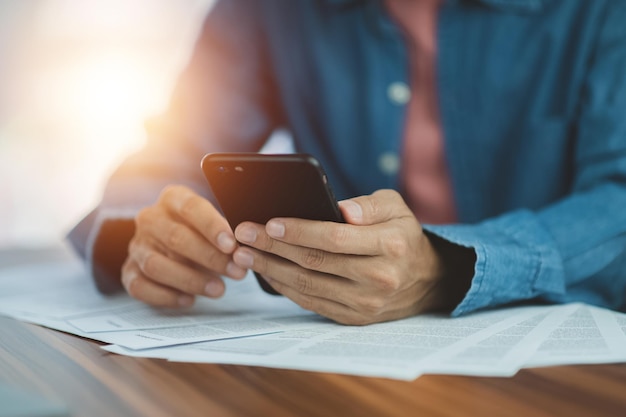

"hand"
[231, 189, 449, 325]
[121, 185, 248, 308]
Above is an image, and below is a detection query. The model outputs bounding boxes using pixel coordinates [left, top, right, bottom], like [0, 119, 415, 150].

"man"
[69, 0, 626, 325]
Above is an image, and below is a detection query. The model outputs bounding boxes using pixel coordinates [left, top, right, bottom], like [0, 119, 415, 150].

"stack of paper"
[1, 260, 625, 381]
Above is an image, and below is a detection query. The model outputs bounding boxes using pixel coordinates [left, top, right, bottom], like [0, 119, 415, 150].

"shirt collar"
[325, 0, 544, 12]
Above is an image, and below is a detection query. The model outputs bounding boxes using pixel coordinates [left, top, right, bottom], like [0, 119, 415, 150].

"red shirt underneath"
[385, 0, 456, 224]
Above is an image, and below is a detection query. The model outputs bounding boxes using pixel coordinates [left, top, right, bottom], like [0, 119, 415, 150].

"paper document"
[525, 304, 626, 367]
[0, 261, 327, 350]
[2, 259, 626, 380]
[105, 306, 539, 379]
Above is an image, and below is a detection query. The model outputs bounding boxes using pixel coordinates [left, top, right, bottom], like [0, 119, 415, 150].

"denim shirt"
[69, 0, 626, 316]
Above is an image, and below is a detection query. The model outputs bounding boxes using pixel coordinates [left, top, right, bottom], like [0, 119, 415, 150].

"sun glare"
[68, 54, 164, 142]
[0, 1, 213, 247]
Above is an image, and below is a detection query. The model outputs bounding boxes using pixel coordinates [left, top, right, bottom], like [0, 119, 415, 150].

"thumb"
[339, 189, 412, 226]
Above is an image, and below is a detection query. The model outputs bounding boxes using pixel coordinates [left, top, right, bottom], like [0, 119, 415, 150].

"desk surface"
[2, 318, 626, 417]
[2, 248, 626, 417]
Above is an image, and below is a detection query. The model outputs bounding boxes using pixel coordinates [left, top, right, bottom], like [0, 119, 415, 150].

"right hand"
[121, 185, 248, 308]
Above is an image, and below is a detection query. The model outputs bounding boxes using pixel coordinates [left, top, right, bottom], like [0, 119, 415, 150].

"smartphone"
[201, 153, 344, 295]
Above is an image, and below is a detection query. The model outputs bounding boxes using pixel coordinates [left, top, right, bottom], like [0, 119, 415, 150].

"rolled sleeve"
[425, 209, 566, 317]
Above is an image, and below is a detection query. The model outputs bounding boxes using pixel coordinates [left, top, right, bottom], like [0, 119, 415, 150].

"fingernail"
[266, 220, 285, 238]
[340, 200, 362, 222]
[236, 226, 257, 244]
[122, 270, 137, 292]
[226, 261, 247, 279]
[217, 232, 236, 252]
[233, 249, 254, 268]
[178, 295, 194, 307]
[205, 280, 223, 297]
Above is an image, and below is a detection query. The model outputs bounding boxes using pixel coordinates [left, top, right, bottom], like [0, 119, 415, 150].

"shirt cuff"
[67, 207, 138, 294]
[424, 209, 566, 317]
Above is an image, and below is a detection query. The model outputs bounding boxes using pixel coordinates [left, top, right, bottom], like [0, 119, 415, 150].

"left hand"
[232, 189, 449, 325]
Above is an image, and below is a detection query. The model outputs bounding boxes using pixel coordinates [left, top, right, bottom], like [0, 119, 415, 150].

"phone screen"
[201, 153, 344, 294]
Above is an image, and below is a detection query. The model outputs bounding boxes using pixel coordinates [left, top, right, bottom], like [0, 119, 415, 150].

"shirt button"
[378, 152, 400, 175]
[387, 82, 411, 105]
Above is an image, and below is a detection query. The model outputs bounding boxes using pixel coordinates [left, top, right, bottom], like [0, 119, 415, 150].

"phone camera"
[217, 166, 229, 173]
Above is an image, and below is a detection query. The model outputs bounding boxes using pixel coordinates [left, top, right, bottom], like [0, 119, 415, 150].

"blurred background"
[0, 0, 215, 248]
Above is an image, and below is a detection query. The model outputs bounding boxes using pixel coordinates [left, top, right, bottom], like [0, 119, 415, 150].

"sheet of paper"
[105, 306, 543, 380]
[106, 303, 625, 379]
[3, 259, 626, 380]
[0, 261, 135, 320]
[66, 278, 318, 333]
[524, 304, 626, 367]
[0, 260, 85, 297]
[421, 304, 578, 376]
[0, 261, 328, 349]
[99, 316, 329, 350]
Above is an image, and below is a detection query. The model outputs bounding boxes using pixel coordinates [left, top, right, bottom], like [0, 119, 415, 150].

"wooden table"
[1, 248, 626, 416]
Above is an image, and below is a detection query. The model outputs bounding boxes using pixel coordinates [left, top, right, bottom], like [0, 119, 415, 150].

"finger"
[137, 208, 246, 280]
[232, 234, 419, 325]
[129, 238, 227, 298]
[233, 238, 407, 300]
[268, 267, 424, 325]
[246, 215, 409, 257]
[263, 275, 380, 326]
[238, 248, 422, 325]
[159, 185, 237, 254]
[122, 260, 195, 308]
[259, 190, 419, 256]
[236, 221, 378, 279]
[232, 248, 372, 324]
[238, 219, 378, 256]
[232, 245, 362, 302]
[270, 282, 370, 325]
[339, 189, 414, 226]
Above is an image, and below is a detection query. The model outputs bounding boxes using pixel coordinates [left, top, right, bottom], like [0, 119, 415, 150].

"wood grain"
[1, 316, 625, 417]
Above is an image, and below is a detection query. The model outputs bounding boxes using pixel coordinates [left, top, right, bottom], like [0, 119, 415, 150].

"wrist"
[424, 232, 476, 311]
[92, 219, 136, 294]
